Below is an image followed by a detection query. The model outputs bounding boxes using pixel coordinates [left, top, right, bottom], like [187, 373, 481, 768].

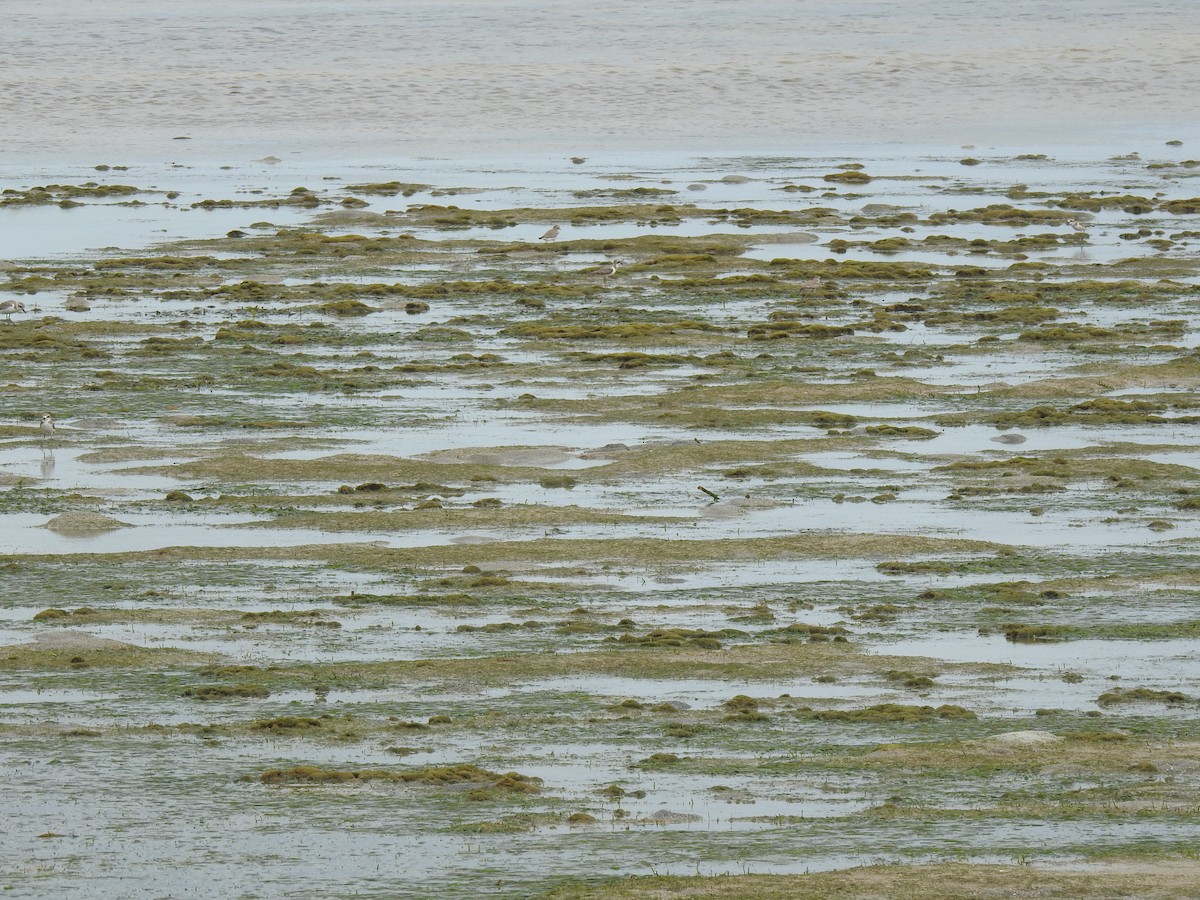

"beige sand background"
[3, 0, 1199, 158]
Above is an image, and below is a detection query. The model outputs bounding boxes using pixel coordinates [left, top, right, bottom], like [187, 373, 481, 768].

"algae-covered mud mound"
[538, 862, 1200, 899]
[2, 150, 1199, 898]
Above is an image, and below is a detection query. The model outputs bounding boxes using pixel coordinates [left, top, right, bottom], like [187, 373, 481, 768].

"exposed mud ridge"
[2, 147, 1200, 897]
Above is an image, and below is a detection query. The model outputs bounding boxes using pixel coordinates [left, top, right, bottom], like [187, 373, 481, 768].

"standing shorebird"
[39, 414, 55, 443]
[1066, 218, 1090, 234]
[539, 224, 560, 242]
[593, 259, 621, 284]
[0, 299, 25, 323]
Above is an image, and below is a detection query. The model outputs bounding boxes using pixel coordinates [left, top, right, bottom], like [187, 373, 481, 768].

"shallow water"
[6, 0, 1200, 161]
[3, 5, 1200, 895]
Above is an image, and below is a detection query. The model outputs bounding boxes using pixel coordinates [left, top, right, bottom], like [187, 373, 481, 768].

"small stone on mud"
[28, 630, 134, 651]
[980, 730, 1063, 748]
[580, 443, 631, 459]
[41, 511, 131, 533]
[991, 432, 1027, 445]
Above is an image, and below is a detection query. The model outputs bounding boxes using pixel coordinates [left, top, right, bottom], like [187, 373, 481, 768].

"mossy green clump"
[823, 171, 872, 184]
[992, 398, 1196, 428]
[250, 361, 322, 379]
[344, 181, 431, 196]
[256, 766, 379, 785]
[487, 773, 544, 796]
[1017, 325, 1121, 343]
[928, 205, 1074, 226]
[884, 670, 938, 689]
[765, 623, 850, 644]
[596, 784, 647, 800]
[1096, 688, 1191, 708]
[503, 321, 720, 342]
[995, 623, 1070, 643]
[1160, 198, 1200, 214]
[607, 628, 743, 651]
[0, 182, 142, 206]
[32, 608, 74, 621]
[864, 425, 938, 439]
[240, 610, 339, 627]
[409, 326, 473, 343]
[723, 695, 761, 711]
[193, 190, 324, 210]
[251, 716, 325, 732]
[1054, 193, 1156, 213]
[197, 664, 261, 676]
[331, 592, 482, 608]
[608, 699, 645, 711]
[637, 753, 682, 766]
[256, 763, 542, 792]
[31, 606, 104, 622]
[800, 703, 975, 723]
[747, 321, 855, 341]
[451, 815, 554, 834]
[850, 604, 907, 622]
[318, 299, 375, 317]
[183, 684, 271, 700]
[573, 187, 677, 199]
[457, 621, 543, 633]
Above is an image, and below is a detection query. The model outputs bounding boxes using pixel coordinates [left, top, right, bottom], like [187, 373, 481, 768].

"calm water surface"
[3, 0, 1199, 160]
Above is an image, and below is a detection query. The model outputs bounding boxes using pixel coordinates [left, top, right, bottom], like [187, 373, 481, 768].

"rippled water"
[4, 0, 1199, 160]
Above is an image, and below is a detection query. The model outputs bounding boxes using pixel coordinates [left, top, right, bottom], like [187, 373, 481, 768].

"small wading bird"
[592, 259, 621, 284]
[1066, 218, 1090, 233]
[539, 224, 560, 242]
[0, 299, 26, 323]
[39, 414, 55, 443]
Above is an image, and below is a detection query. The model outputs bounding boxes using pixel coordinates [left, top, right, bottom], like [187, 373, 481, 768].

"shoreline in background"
[4, 0, 1199, 163]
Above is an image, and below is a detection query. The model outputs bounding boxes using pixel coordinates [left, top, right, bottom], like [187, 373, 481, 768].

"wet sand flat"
[3, 3, 1200, 899]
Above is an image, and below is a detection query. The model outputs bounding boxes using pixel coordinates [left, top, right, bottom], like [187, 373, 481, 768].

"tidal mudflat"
[2, 148, 1200, 898]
